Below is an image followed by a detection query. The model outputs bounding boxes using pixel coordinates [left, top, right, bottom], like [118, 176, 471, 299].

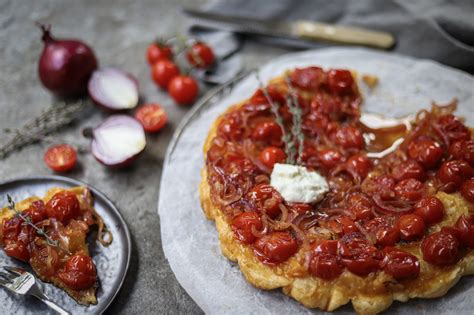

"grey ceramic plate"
[0, 175, 131, 315]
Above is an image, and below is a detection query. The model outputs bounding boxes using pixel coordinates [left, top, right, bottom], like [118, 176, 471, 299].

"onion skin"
[38, 24, 98, 97]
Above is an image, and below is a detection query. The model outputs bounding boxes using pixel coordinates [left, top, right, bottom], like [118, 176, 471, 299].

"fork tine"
[3, 266, 24, 276]
[0, 271, 15, 281]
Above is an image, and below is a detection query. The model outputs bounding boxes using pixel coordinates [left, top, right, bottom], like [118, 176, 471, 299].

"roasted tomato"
[324, 215, 358, 236]
[249, 85, 285, 106]
[394, 178, 424, 202]
[287, 202, 312, 214]
[383, 247, 420, 280]
[438, 160, 474, 190]
[3, 239, 30, 262]
[346, 154, 372, 180]
[346, 192, 375, 220]
[436, 114, 470, 144]
[339, 232, 383, 276]
[327, 69, 354, 95]
[58, 254, 97, 290]
[290, 67, 326, 91]
[391, 159, 425, 182]
[455, 214, 474, 247]
[252, 121, 283, 146]
[421, 231, 460, 266]
[247, 184, 283, 218]
[362, 175, 396, 201]
[46, 191, 81, 223]
[449, 140, 474, 166]
[460, 179, 474, 203]
[364, 216, 400, 246]
[398, 214, 425, 241]
[231, 212, 263, 244]
[317, 149, 345, 170]
[413, 196, 444, 225]
[253, 231, 298, 265]
[407, 137, 443, 169]
[24, 200, 47, 223]
[259, 147, 286, 169]
[217, 113, 243, 141]
[308, 240, 342, 280]
[2, 217, 32, 261]
[30, 246, 59, 277]
[333, 126, 364, 149]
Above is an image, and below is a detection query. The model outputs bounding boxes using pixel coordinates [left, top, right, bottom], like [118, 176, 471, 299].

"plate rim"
[0, 174, 132, 314]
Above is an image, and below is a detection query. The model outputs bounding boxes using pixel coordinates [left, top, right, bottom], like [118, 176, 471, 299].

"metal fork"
[0, 266, 70, 315]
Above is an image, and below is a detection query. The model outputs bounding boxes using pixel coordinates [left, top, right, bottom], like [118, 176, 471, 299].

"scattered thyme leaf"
[285, 75, 305, 165]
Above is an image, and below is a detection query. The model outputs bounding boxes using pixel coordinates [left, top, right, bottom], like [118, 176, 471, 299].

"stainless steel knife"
[183, 7, 395, 49]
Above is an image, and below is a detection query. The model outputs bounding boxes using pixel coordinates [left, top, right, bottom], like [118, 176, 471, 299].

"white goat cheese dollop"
[270, 163, 329, 203]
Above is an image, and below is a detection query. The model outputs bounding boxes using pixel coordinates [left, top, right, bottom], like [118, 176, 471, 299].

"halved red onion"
[89, 115, 146, 167]
[88, 68, 139, 111]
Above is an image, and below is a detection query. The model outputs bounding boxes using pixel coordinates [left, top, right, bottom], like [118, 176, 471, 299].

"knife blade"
[183, 7, 395, 49]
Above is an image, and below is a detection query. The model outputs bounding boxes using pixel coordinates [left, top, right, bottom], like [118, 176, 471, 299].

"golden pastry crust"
[199, 99, 474, 314]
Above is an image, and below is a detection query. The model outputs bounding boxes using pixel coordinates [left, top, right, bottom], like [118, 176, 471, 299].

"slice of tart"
[0, 186, 112, 305]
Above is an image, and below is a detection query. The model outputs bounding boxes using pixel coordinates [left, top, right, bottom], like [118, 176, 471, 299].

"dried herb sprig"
[0, 101, 87, 159]
[285, 75, 305, 165]
[6, 194, 59, 248]
[256, 73, 296, 164]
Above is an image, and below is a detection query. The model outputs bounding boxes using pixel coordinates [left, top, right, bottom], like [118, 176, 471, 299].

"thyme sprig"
[285, 75, 305, 165]
[255, 72, 305, 165]
[0, 101, 87, 159]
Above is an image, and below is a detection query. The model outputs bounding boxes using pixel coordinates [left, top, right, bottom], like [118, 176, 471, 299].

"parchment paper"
[158, 48, 474, 315]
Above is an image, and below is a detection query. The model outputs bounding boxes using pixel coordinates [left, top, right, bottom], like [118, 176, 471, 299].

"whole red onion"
[38, 24, 98, 97]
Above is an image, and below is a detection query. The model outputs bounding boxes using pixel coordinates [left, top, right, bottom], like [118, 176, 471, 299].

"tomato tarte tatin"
[0, 187, 112, 305]
[200, 66, 473, 314]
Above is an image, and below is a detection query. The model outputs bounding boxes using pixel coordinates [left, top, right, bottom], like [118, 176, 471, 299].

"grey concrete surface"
[0, 0, 291, 314]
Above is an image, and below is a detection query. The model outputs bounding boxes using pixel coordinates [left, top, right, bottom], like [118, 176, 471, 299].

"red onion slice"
[90, 115, 146, 167]
[88, 68, 139, 111]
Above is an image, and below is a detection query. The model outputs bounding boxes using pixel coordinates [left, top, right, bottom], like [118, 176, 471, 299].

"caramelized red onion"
[372, 194, 412, 215]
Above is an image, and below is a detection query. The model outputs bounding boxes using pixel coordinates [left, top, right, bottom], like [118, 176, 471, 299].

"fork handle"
[34, 293, 71, 315]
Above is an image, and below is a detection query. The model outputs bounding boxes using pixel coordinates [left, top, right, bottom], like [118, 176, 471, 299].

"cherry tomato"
[437, 114, 470, 144]
[253, 231, 298, 265]
[151, 59, 180, 89]
[346, 154, 372, 179]
[146, 43, 172, 65]
[392, 159, 425, 182]
[394, 178, 424, 202]
[259, 147, 286, 169]
[231, 212, 263, 244]
[186, 42, 215, 68]
[333, 126, 364, 149]
[290, 67, 326, 91]
[327, 69, 354, 94]
[364, 217, 400, 246]
[398, 214, 425, 241]
[407, 137, 443, 170]
[58, 254, 97, 290]
[3, 240, 30, 262]
[383, 247, 420, 280]
[168, 75, 199, 105]
[24, 200, 47, 223]
[362, 175, 396, 201]
[45, 191, 81, 223]
[134, 104, 167, 133]
[346, 192, 375, 220]
[44, 144, 77, 172]
[455, 214, 474, 247]
[287, 202, 312, 214]
[325, 215, 359, 236]
[438, 160, 474, 190]
[217, 113, 243, 141]
[30, 246, 59, 277]
[310, 94, 343, 120]
[449, 140, 474, 166]
[249, 86, 285, 106]
[303, 113, 330, 136]
[308, 240, 342, 280]
[413, 196, 444, 225]
[339, 232, 383, 276]
[421, 231, 460, 266]
[247, 184, 283, 218]
[460, 179, 474, 203]
[252, 121, 283, 146]
[317, 149, 345, 170]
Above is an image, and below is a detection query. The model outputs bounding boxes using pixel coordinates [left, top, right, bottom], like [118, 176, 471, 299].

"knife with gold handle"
[183, 7, 395, 50]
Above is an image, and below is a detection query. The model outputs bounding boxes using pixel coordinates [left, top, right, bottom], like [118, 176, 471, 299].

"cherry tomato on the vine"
[168, 75, 199, 105]
[186, 42, 215, 68]
[151, 59, 180, 89]
[146, 43, 173, 65]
